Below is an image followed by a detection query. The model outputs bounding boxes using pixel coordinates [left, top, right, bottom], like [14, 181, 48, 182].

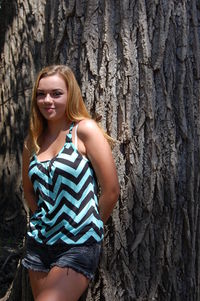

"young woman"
[22, 65, 120, 301]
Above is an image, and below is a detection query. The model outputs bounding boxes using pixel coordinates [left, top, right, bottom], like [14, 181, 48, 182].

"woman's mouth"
[44, 107, 55, 112]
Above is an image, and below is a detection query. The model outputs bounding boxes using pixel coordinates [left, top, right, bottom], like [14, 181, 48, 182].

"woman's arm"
[22, 144, 38, 213]
[77, 119, 120, 224]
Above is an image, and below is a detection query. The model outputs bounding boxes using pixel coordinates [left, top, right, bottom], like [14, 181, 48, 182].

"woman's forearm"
[99, 189, 119, 224]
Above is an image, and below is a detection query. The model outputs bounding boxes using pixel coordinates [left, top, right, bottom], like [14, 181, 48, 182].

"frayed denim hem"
[51, 263, 93, 280]
[21, 259, 49, 273]
[22, 259, 93, 279]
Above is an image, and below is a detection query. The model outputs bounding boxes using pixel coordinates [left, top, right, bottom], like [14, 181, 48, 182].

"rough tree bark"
[0, 0, 200, 300]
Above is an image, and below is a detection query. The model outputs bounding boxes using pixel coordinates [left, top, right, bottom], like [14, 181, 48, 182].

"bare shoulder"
[77, 119, 104, 141]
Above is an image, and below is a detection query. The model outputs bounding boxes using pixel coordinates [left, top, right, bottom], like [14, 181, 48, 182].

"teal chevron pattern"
[27, 124, 104, 245]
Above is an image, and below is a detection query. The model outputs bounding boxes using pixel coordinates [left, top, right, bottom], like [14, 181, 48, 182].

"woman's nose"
[44, 93, 53, 103]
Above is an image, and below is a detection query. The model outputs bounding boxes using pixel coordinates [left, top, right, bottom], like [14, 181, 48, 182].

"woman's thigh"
[29, 270, 48, 299]
[29, 266, 89, 301]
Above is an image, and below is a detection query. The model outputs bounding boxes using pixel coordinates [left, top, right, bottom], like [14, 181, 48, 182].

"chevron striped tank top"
[27, 123, 104, 245]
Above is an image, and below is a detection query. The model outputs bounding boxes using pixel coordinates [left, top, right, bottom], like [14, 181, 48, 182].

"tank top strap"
[69, 122, 74, 134]
[74, 124, 78, 149]
[66, 122, 74, 142]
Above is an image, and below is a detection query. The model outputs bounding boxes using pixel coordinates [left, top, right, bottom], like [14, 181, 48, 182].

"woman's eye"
[53, 91, 62, 97]
[36, 92, 45, 97]
[36, 91, 63, 98]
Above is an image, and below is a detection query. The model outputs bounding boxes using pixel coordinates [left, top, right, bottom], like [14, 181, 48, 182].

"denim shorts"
[22, 237, 102, 280]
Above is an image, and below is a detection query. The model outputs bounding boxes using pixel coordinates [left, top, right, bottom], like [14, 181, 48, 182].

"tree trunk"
[0, 0, 200, 300]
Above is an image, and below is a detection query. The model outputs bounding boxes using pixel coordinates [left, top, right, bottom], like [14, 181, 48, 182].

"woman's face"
[36, 74, 68, 123]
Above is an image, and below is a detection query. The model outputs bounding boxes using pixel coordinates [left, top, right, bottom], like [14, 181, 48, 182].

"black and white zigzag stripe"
[28, 131, 104, 245]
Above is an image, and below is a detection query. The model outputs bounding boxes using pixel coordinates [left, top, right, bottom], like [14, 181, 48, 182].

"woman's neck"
[46, 119, 71, 136]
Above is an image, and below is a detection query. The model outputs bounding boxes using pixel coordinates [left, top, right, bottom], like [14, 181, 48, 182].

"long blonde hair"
[27, 65, 112, 154]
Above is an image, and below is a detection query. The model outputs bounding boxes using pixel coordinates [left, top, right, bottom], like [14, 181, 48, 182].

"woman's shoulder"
[77, 119, 100, 138]
[78, 118, 97, 129]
